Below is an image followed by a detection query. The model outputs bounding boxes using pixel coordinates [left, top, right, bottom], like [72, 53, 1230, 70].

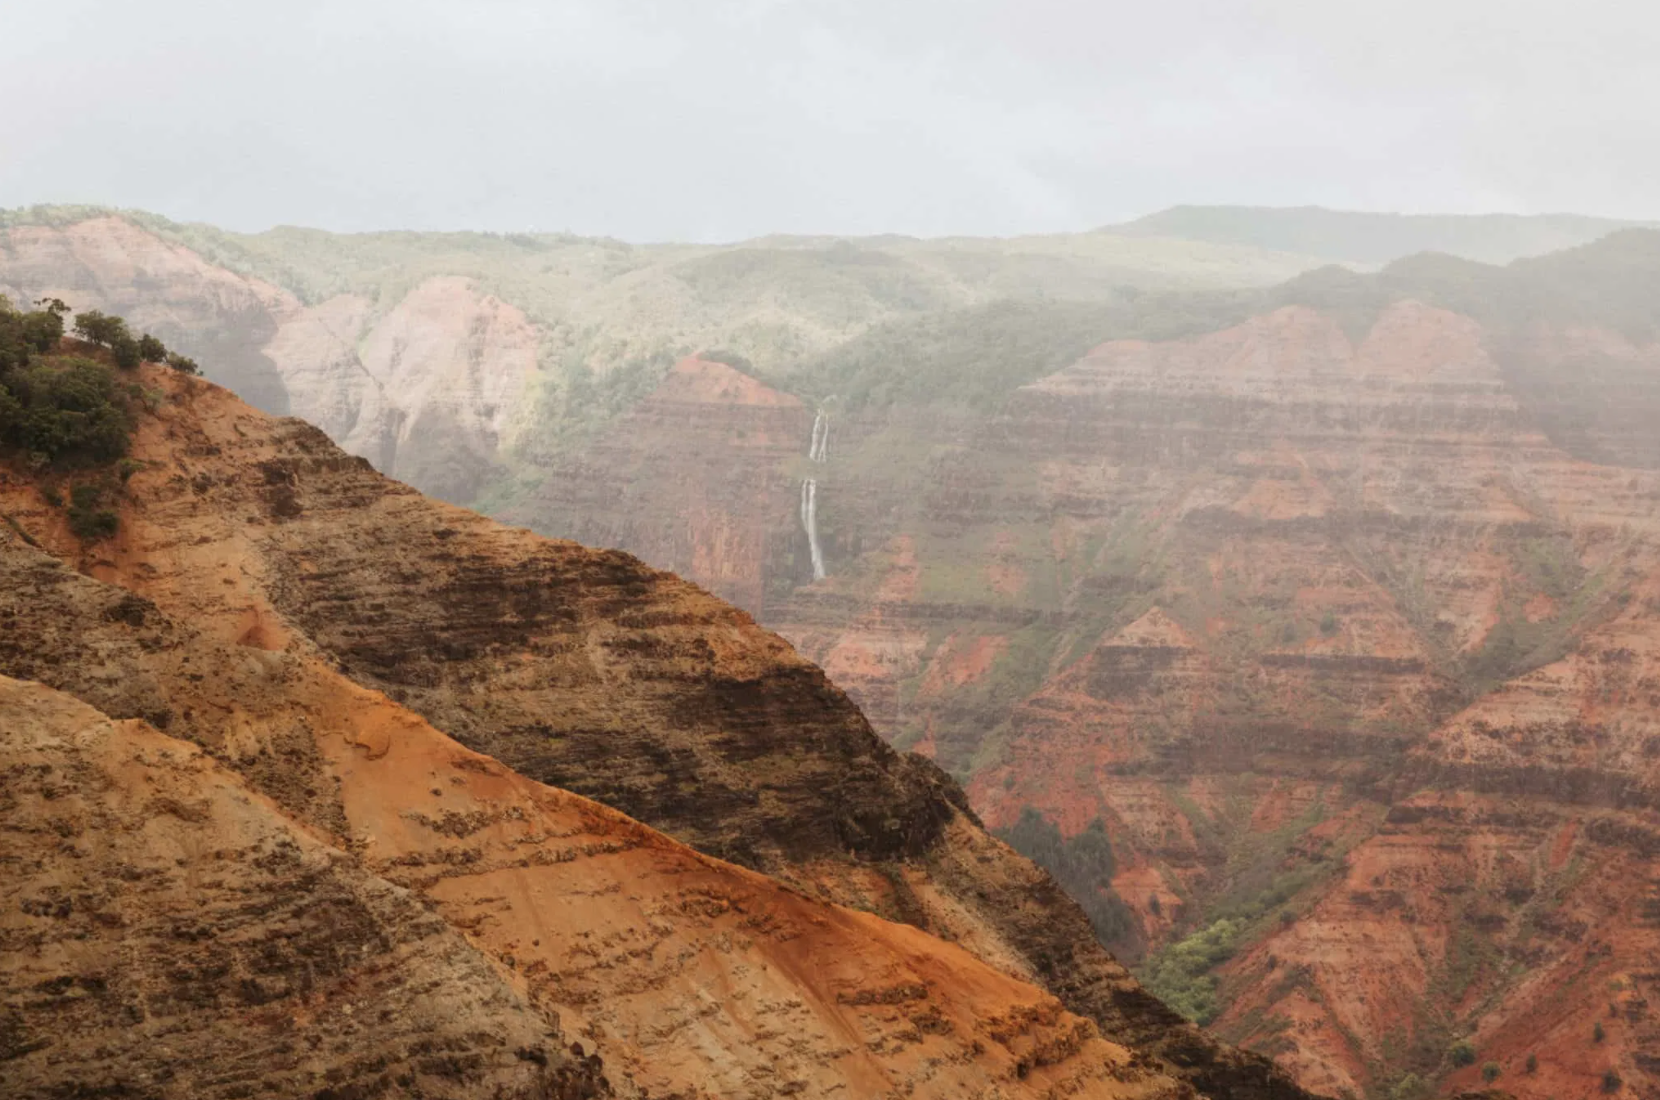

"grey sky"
[3, 0, 1656, 240]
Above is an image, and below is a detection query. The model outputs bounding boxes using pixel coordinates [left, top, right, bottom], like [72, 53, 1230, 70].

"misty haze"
[2, 4, 1658, 1100]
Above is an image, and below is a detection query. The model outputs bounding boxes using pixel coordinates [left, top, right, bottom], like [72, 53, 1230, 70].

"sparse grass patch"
[66, 483, 119, 542]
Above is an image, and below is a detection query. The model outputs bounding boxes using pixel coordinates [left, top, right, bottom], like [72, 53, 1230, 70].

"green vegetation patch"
[0, 298, 192, 544]
[1461, 527, 1606, 693]
[2, 356, 134, 464]
[528, 343, 680, 456]
[993, 809, 1137, 953]
[66, 484, 119, 542]
[1140, 916, 1244, 1024]
[779, 292, 1256, 414]
[3, 299, 142, 466]
[1136, 788, 1371, 1026]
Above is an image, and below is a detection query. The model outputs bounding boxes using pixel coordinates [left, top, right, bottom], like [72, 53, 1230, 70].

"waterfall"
[800, 409, 828, 581]
[800, 477, 825, 581]
[808, 409, 830, 463]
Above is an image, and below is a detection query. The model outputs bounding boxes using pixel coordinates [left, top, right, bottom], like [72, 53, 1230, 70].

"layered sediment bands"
[1501, 324, 1660, 469]
[787, 303, 1535, 786]
[0, 368, 1313, 1100]
[508, 355, 812, 612]
[1208, 791, 1660, 1100]
[661, 298, 1660, 1096]
[933, 303, 1660, 1095]
[0, 676, 607, 1100]
[0, 521, 1184, 1100]
[801, 300, 1660, 794]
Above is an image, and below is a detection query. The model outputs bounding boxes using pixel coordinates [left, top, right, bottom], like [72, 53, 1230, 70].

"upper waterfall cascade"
[808, 409, 830, 463]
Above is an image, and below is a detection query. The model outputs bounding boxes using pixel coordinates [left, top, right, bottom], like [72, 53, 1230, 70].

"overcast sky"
[2, 0, 1656, 240]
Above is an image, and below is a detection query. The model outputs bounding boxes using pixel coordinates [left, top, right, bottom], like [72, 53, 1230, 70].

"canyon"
[524, 248, 1660, 1099]
[6, 208, 1660, 1098]
[499, 236, 1660, 1099]
[0, 349, 1304, 1098]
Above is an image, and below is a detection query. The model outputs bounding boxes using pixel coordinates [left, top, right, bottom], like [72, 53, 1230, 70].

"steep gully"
[0, 366, 1309, 1100]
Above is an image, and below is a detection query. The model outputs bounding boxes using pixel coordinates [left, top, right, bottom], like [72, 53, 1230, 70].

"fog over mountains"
[5, 1, 1658, 238]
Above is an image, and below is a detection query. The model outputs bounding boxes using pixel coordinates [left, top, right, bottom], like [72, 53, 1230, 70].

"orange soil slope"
[0, 538, 1176, 1100]
[0, 675, 607, 1100]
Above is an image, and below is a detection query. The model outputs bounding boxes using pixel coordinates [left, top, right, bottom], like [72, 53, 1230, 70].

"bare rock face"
[0, 219, 536, 503]
[0, 371, 1307, 1099]
[509, 354, 813, 614]
[0, 676, 606, 1100]
[354, 275, 541, 501]
[0, 654, 1159, 1100]
[260, 292, 404, 472]
[0, 501, 1182, 1100]
[0, 216, 295, 413]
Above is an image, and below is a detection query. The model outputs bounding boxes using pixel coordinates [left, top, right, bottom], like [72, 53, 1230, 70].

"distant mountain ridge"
[0, 204, 1327, 505]
[5, 202, 1647, 516]
[1112, 204, 1654, 265]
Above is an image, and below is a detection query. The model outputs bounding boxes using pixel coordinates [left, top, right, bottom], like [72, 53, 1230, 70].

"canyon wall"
[506, 243, 1660, 1098]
